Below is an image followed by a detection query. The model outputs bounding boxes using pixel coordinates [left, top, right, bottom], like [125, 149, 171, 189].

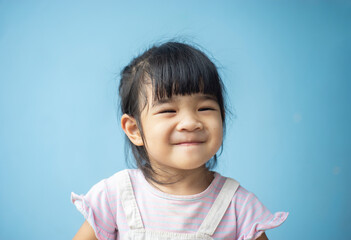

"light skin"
[73, 87, 269, 239]
[123, 87, 223, 194]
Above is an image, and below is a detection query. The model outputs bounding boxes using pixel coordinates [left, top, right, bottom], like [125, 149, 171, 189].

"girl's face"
[139, 86, 223, 172]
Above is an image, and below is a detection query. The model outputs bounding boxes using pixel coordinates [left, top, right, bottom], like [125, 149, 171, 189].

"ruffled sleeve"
[71, 179, 117, 240]
[236, 190, 288, 240]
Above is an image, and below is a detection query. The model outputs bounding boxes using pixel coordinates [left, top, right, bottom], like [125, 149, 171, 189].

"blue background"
[0, 1, 350, 239]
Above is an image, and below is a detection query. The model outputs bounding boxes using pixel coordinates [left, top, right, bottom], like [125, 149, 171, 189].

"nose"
[176, 112, 203, 132]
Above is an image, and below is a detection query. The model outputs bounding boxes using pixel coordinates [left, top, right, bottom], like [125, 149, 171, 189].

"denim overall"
[118, 170, 240, 240]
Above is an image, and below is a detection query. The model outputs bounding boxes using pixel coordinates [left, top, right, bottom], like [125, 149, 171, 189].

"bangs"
[145, 42, 223, 102]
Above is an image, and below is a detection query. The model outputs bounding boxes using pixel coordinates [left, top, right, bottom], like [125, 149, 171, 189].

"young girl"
[71, 42, 288, 240]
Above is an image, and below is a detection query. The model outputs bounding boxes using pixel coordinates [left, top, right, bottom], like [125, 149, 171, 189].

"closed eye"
[198, 107, 216, 111]
[159, 109, 176, 114]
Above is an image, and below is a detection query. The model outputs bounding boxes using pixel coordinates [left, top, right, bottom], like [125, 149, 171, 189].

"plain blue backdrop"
[0, 1, 350, 239]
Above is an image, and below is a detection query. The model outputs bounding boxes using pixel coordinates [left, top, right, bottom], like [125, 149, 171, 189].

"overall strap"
[197, 177, 240, 236]
[118, 170, 144, 230]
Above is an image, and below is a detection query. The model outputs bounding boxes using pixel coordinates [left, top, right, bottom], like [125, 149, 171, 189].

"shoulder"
[86, 169, 128, 192]
[221, 175, 264, 215]
[219, 176, 288, 239]
[216, 173, 256, 204]
[103, 169, 129, 184]
[104, 168, 141, 184]
[216, 173, 267, 218]
[102, 168, 146, 195]
[74, 169, 139, 201]
[234, 184, 256, 202]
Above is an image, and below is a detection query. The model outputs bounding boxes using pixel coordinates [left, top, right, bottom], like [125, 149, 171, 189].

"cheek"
[143, 125, 171, 159]
[211, 120, 224, 145]
[142, 121, 172, 144]
[210, 114, 223, 129]
[215, 127, 223, 144]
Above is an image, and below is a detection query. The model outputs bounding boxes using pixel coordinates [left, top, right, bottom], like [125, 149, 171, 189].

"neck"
[146, 165, 214, 195]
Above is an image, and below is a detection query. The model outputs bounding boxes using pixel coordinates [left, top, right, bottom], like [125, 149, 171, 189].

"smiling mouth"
[175, 142, 204, 146]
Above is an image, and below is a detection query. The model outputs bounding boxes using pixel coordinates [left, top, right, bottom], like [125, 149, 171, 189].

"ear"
[121, 114, 144, 146]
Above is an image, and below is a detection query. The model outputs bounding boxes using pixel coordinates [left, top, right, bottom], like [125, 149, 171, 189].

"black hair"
[119, 41, 226, 183]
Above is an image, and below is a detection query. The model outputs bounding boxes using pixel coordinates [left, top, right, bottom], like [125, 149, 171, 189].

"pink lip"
[175, 142, 203, 146]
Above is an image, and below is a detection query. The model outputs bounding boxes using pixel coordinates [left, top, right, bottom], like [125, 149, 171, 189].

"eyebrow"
[151, 94, 217, 107]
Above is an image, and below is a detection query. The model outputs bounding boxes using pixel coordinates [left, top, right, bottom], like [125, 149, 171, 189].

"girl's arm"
[256, 232, 268, 240]
[73, 220, 98, 240]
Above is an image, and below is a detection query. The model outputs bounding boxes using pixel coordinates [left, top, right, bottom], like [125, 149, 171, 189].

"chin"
[176, 161, 210, 171]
